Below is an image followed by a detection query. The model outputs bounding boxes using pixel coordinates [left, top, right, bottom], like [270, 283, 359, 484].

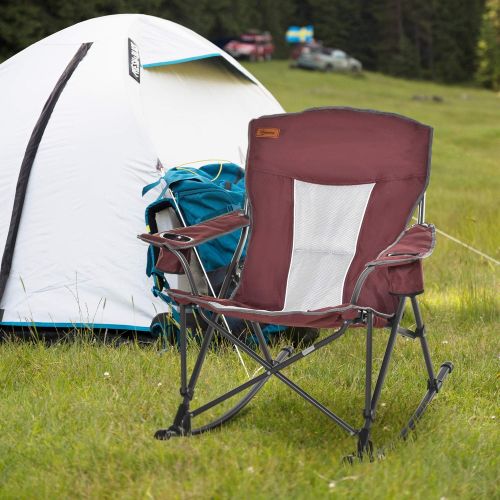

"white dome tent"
[0, 14, 283, 332]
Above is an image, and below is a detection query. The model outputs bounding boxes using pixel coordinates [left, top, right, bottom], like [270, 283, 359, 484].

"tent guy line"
[412, 217, 499, 265]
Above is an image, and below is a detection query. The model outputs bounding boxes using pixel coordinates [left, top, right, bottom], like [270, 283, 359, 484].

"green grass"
[1, 62, 499, 498]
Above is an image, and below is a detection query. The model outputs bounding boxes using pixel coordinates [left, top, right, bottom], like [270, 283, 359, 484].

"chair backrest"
[234, 107, 432, 315]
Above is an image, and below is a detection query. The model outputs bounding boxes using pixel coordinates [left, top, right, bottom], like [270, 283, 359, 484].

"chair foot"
[357, 440, 374, 461]
[154, 427, 183, 440]
[343, 438, 387, 465]
[155, 401, 192, 441]
[343, 429, 374, 464]
[439, 361, 454, 379]
[342, 453, 356, 465]
[342, 445, 374, 465]
[357, 428, 374, 462]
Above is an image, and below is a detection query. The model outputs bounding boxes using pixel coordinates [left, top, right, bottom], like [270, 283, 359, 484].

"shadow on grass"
[0, 324, 157, 347]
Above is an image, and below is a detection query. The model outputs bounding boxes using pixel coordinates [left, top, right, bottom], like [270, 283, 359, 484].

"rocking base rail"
[400, 361, 453, 440]
[155, 346, 293, 440]
[154, 296, 453, 461]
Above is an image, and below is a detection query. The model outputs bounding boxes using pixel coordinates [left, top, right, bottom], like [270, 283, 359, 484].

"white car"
[295, 47, 362, 72]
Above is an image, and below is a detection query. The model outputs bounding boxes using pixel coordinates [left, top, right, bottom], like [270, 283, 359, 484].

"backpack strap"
[142, 177, 165, 197]
[199, 163, 245, 187]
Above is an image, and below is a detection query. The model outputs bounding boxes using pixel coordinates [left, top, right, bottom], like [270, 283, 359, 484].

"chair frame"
[152, 196, 453, 459]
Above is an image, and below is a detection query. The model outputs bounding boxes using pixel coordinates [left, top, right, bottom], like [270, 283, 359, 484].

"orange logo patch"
[256, 127, 280, 138]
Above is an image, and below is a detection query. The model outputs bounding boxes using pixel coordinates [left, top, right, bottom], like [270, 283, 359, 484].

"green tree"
[0, 0, 492, 86]
[372, 0, 422, 78]
[476, 0, 500, 89]
[432, 0, 485, 82]
[256, 0, 297, 57]
[304, 0, 363, 55]
[0, 2, 47, 60]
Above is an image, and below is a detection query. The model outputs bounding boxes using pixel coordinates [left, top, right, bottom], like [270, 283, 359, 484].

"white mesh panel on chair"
[283, 180, 375, 311]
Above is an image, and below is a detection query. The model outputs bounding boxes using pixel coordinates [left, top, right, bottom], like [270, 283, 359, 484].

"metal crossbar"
[194, 310, 357, 435]
[155, 296, 453, 461]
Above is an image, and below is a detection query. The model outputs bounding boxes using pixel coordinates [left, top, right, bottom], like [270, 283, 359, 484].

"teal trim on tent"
[143, 53, 221, 68]
[0, 321, 150, 332]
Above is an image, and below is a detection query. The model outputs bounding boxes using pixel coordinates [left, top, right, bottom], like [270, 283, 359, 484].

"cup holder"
[387, 252, 418, 257]
[161, 232, 192, 243]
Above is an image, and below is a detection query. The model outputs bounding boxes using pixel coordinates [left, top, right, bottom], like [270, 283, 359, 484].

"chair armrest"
[138, 210, 249, 250]
[366, 224, 436, 268]
[351, 224, 435, 303]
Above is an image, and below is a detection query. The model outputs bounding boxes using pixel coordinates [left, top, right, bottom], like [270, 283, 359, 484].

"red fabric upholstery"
[166, 289, 385, 328]
[388, 261, 424, 296]
[232, 171, 294, 310]
[357, 224, 433, 298]
[247, 108, 430, 183]
[368, 224, 435, 266]
[164, 225, 434, 325]
[235, 108, 432, 316]
[353, 225, 434, 306]
[156, 247, 191, 274]
[138, 210, 249, 250]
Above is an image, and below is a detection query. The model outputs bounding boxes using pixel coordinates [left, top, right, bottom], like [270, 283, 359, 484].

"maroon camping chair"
[139, 107, 453, 459]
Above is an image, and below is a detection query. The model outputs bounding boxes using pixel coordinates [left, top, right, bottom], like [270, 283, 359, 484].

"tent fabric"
[0, 14, 283, 331]
[0, 43, 93, 311]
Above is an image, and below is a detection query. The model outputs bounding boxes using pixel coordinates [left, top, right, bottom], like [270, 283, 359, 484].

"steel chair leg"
[349, 300, 404, 461]
[357, 310, 374, 460]
[351, 296, 453, 461]
[400, 296, 454, 439]
[155, 312, 295, 440]
[155, 305, 192, 440]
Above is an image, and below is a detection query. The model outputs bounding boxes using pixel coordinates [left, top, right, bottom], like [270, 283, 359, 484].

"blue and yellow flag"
[285, 25, 314, 44]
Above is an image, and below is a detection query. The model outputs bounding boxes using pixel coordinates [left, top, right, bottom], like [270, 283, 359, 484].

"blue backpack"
[143, 163, 285, 344]
[164, 163, 247, 272]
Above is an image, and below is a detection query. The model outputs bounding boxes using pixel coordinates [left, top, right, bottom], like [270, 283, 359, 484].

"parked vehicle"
[289, 41, 322, 60]
[294, 47, 362, 72]
[223, 32, 275, 61]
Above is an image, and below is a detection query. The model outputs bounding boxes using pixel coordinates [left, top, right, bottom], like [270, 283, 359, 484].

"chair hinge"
[414, 325, 426, 338]
[172, 401, 192, 434]
[356, 310, 370, 324]
[427, 378, 439, 392]
[180, 387, 194, 400]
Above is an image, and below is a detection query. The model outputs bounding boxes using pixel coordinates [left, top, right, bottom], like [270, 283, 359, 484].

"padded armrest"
[138, 210, 249, 250]
[366, 224, 435, 267]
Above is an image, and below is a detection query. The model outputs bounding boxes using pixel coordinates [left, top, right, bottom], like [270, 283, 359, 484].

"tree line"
[0, 0, 498, 89]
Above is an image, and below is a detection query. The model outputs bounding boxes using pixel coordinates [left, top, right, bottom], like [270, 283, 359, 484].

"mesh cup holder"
[161, 232, 193, 243]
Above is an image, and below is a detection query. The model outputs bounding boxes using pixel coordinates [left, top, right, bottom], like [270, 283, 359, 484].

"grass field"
[1, 61, 499, 499]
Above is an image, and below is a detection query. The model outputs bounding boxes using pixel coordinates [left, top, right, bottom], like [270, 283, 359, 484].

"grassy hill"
[1, 62, 498, 498]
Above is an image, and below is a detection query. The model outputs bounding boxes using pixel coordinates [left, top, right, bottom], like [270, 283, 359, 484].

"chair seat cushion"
[167, 289, 390, 328]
